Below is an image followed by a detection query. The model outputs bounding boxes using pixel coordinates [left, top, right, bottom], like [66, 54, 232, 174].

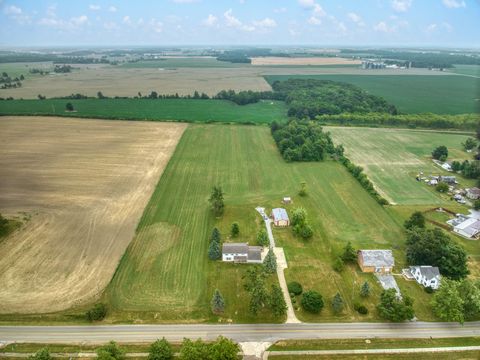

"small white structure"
[466, 187, 480, 200]
[222, 243, 263, 263]
[452, 217, 480, 239]
[271, 208, 290, 227]
[441, 163, 452, 172]
[282, 197, 292, 204]
[410, 266, 441, 289]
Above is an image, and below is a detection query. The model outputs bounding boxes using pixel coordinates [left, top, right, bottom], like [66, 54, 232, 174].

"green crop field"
[448, 64, 480, 77]
[265, 74, 479, 114]
[103, 124, 443, 323]
[327, 127, 474, 205]
[0, 99, 287, 124]
[120, 57, 249, 68]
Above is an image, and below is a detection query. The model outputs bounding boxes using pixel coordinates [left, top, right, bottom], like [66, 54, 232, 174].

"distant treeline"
[316, 113, 479, 131]
[0, 53, 112, 64]
[341, 49, 480, 68]
[216, 48, 290, 63]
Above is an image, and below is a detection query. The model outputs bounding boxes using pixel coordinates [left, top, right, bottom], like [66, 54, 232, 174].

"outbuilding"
[358, 250, 395, 274]
[466, 187, 480, 200]
[271, 208, 290, 227]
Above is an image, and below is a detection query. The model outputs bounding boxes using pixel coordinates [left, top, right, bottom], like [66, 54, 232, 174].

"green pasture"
[0, 99, 287, 124]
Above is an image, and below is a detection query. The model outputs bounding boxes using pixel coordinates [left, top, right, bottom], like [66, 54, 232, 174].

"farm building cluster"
[447, 213, 480, 239]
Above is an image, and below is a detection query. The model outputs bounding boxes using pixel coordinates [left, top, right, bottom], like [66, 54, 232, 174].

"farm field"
[0, 99, 288, 124]
[447, 64, 480, 77]
[251, 57, 361, 66]
[327, 127, 474, 205]
[271, 352, 480, 360]
[265, 74, 478, 114]
[0, 116, 186, 314]
[103, 124, 435, 323]
[0, 61, 445, 99]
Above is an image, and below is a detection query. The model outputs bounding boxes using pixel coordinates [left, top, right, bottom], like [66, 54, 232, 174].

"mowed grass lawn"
[327, 127, 474, 205]
[264, 74, 479, 114]
[0, 99, 287, 124]
[103, 124, 439, 323]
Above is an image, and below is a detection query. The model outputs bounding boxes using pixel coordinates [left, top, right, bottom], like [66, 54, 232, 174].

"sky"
[0, 0, 479, 48]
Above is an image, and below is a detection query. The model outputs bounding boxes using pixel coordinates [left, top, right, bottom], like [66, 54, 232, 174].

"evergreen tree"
[360, 281, 371, 298]
[341, 241, 357, 263]
[332, 293, 344, 314]
[211, 227, 221, 243]
[263, 248, 277, 274]
[208, 240, 221, 260]
[269, 285, 287, 317]
[230, 222, 240, 237]
[211, 289, 225, 314]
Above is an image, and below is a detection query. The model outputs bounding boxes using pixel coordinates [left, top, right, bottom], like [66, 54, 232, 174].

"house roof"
[410, 266, 440, 280]
[272, 208, 289, 222]
[222, 243, 248, 254]
[455, 217, 480, 237]
[359, 250, 394, 267]
[468, 187, 480, 195]
[248, 246, 262, 261]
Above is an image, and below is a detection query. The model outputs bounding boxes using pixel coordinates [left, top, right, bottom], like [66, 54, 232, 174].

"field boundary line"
[265, 345, 480, 357]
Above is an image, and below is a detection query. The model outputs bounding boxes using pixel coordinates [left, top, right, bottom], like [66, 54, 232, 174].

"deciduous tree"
[148, 338, 173, 360]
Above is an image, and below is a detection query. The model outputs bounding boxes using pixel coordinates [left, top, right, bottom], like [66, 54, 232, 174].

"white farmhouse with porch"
[222, 243, 263, 264]
[410, 266, 441, 289]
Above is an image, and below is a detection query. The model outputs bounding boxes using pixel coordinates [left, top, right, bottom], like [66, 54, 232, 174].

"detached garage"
[271, 208, 290, 227]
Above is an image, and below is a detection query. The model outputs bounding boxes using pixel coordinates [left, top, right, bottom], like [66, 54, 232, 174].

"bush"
[436, 182, 449, 193]
[96, 341, 125, 360]
[424, 286, 434, 294]
[301, 290, 324, 313]
[287, 281, 303, 296]
[230, 222, 240, 237]
[148, 338, 173, 360]
[28, 348, 51, 360]
[86, 303, 107, 321]
[332, 257, 345, 272]
[353, 303, 368, 314]
[432, 145, 448, 160]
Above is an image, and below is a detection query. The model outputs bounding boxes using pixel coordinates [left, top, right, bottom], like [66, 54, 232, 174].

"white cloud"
[46, 5, 56, 17]
[442, 0, 466, 8]
[149, 18, 163, 33]
[253, 17, 276, 28]
[4, 4, 22, 15]
[274, 7, 287, 13]
[223, 9, 254, 31]
[123, 15, 132, 25]
[374, 21, 395, 32]
[89, 4, 101, 11]
[103, 21, 118, 30]
[312, 4, 325, 16]
[71, 15, 88, 26]
[347, 12, 365, 27]
[426, 23, 437, 33]
[307, 16, 321, 25]
[391, 0, 412, 12]
[442, 21, 453, 32]
[172, 0, 199, 3]
[202, 14, 217, 26]
[108, 6, 117, 12]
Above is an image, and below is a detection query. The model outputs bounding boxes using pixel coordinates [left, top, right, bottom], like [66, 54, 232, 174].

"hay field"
[105, 125, 406, 323]
[0, 116, 185, 314]
[327, 127, 473, 205]
[0, 61, 446, 99]
[251, 57, 361, 66]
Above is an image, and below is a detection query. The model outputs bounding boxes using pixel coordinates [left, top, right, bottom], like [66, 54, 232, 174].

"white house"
[452, 217, 480, 239]
[271, 208, 290, 227]
[222, 243, 262, 264]
[410, 266, 441, 290]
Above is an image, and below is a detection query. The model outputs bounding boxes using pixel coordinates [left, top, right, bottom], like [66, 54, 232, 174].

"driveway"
[376, 274, 402, 298]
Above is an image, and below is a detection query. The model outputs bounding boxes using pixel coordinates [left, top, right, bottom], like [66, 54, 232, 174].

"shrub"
[96, 341, 125, 360]
[287, 281, 303, 296]
[301, 290, 324, 313]
[28, 348, 51, 360]
[354, 303, 368, 314]
[436, 182, 449, 193]
[424, 286, 434, 294]
[332, 257, 345, 272]
[432, 145, 448, 160]
[148, 338, 173, 360]
[230, 222, 240, 237]
[86, 303, 107, 321]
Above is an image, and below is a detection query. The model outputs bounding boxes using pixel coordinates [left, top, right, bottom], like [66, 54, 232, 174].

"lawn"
[0, 99, 287, 124]
[103, 124, 426, 323]
[327, 127, 475, 205]
[271, 353, 480, 360]
[264, 74, 479, 114]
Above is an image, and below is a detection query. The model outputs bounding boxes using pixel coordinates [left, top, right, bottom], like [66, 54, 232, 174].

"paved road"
[1, 322, 479, 344]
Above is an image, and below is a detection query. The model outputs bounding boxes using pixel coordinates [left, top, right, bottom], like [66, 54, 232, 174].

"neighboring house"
[410, 266, 441, 290]
[452, 217, 480, 239]
[440, 175, 456, 185]
[466, 187, 480, 200]
[271, 208, 290, 227]
[222, 243, 263, 264]
[358, 250, 395, 274]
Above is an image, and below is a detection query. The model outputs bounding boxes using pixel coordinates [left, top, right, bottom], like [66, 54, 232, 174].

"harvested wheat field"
[251, 57, 361, 66]
[0, 116, 186, 314]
